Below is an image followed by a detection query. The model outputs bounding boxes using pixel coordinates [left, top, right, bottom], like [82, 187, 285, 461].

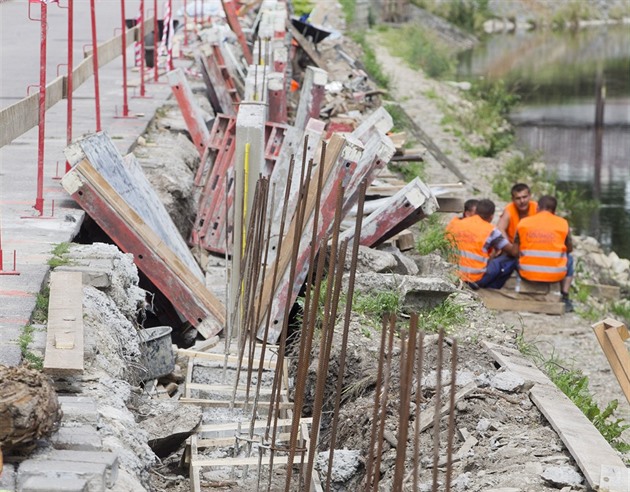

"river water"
[456, 25, 630, 259]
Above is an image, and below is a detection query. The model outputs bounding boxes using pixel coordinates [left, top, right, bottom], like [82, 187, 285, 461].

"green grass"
[517, 334, 630, 452]
[349, 32, 390, 89]
[389, 161, 426, 182]
[551, 0, 596, 29]
[293, 0, 313, 17]
[610, 300, 630, 325]
[416, 214, 454, 257]
[411, 0, 492, 35]
[32, 287, 50, 324]
[48, 242, 71, 268]
[456, 79, 519, 158]
[380, 25, 454, 78]
[353, 290, 401, 321]
[19, 325, 44, 371]
[417, 298, 465, 334]
[339, 0, 356, 25]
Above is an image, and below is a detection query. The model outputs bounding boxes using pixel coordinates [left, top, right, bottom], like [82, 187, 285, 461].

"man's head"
[463, 199, 479, 218]
[511, 183, 531, 212]
[537, 195, 557, 213]
[476, 199, 495, 222]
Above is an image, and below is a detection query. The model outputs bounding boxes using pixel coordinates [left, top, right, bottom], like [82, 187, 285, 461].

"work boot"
[561, 295, 574, 313]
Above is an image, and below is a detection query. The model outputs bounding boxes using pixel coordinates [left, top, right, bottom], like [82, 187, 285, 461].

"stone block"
[18, 460, 106, 492]
[21, 476, 88, 492]
[51, 425, 102, 451]
[58, 396, 99, 425]
[0, 463, 17, 491]
[46, 450, 118, 487]
[55, 264, 111, 289]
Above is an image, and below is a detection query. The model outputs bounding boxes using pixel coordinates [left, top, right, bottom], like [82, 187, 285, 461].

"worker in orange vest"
[497, 183, 538, 243]
[446, 199, 517, 289]
[514, 195, 574, 312]
[446, 198, 478, 229]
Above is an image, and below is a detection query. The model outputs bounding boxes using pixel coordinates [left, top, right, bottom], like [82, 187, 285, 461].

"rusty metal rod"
[364, 314, 389, 491]
[267, 138, 314, 490]
[431, 330, 445, 491]
[393, 314, 418, 490]
[303, 183, 346, 492]
[445, 339, 458, 491]
[371, 314, 397, 492]
[325, 179, 367, 492]
[413, 330, 426, 491]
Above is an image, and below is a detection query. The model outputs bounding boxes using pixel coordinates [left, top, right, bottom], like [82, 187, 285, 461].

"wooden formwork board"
[592, 318, 630, 405]
[43, 272, 84, 376]
[476, 288, 565, 315]
[484, 341, 628, 491]
[62, 133, 225, 338]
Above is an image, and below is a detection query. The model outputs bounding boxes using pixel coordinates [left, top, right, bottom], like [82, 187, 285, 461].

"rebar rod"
[445, 339, 458, 491]
[371, 314, 397, 492]
[325, 179, 367, 491]
[364, 314, 389, 491]
[303, 183, 346, 492]
[431, 330, 445, 491]
[413, 330, 426, 491]
[284, 234, 329, 492]
[393, 314, 418, 490]
[266, 138, 313, 490]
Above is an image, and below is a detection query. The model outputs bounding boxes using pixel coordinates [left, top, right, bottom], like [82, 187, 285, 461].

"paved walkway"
[0, 1, 186, 366]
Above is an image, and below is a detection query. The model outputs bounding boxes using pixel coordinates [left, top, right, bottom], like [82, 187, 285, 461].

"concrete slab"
[57, 396, 99, 425]
[21, 476, 88, 492]
[45, 450, 118, 487]
[51, 425, 102, 451]
[17, 460, 106, 492]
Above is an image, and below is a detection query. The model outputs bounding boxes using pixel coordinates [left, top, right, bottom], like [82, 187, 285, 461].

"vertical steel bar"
[413, 330, 425, 491]
[364, 314, 389, 491]
[325, 180, 367, 490]
[139, 0, 146, 97]
[34, 0, 48, 216]
[393, 314, 418, 490]
[303, 183, 346, 492]
[90, 0, 101, 130]
[445, 339, 458, 491]
[431, 330, 445, 491]
[371, 314, 397, 492]
[65, 0, 74, 173]
[120, 0, 130, 117]
[153, 0, 159, 81]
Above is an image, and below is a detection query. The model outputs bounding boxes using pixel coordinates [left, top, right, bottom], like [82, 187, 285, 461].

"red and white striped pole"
[35, 0, 48, 216]
[65, 0, 74, 172]
[183, 0, 188, 46]
[153, 0, 159, 81]
[138, 0, 147, 96]
[90, 0, 102, 131]
[120, 0, 130, 116]
[167, 0, 174, 71]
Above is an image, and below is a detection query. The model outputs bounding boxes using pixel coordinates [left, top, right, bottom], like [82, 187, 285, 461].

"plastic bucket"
[139, 326, 175, 381]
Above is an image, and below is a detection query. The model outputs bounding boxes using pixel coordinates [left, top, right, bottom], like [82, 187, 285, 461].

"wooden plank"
[178, 349, 277, 369]
[63, 134, 225, 337]
[476, 288, 565, 315]
[483, 341, 551, 386]
[179, 398, 293, 409]
[592, 319, 630, 405]
[286, 21, 327, 70]
[583, 283, 621, 301]
[190, 435, 201, 492]
[185, 383, 274, 395]
[191, 454, 289, 467]
[197, 432, 295, 448]
[530, 383, 627, 490]
[599, 465, 630, 492]
[197, 418, 312, 434]
[43, 272, 84, 376]
[436, 196, 465, 213]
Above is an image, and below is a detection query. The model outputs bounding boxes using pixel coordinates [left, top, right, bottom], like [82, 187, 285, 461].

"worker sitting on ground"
[447, 198, 478, 228]
[446, 199, 518, 289]
[513, 195, 574, 312]
[497, 183, 538, 243]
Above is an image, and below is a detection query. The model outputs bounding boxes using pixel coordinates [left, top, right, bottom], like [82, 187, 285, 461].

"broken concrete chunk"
[344, 245, 398, 273]
[316, 449, 361, 484]
[139, 400, 202, 458]
[490, 370, 527, 393]
[541, 466, 583, 487]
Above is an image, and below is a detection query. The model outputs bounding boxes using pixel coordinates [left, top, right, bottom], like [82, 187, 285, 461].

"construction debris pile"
[5, 1, 629, 492]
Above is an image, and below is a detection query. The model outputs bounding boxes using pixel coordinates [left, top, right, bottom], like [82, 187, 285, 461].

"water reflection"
[457, 25, 630, 259]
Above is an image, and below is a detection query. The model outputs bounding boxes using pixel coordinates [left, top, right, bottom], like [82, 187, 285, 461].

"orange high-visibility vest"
[516, 211, 569, 282]
[503, 201, 537, 243]
[447, 215, 494, 282]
